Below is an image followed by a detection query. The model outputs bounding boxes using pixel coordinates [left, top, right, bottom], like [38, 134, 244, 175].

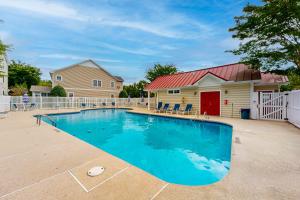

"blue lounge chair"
[167, 104, 180, 114]
[154, 102, 163, 112]
[180, 104, 192, 115]
[159, 103, 170, 113]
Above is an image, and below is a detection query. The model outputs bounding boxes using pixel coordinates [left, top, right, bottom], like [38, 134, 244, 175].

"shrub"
[119, 90, 128, 98]
[9, 83, 28, 96]
[50, 85, 66, 97]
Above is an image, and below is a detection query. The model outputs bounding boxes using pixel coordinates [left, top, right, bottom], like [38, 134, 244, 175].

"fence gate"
[259, 92, 288, 120]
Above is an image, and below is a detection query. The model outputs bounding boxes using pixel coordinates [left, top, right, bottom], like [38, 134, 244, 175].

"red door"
[200, 91, 220, 116]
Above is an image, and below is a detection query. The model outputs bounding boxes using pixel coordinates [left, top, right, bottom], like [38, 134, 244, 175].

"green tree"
[276, 68, 300, 91]
[50, 85, 66, 97]
[0, 40, 8, 58]
[120, 80, 150, 98]
[39, 80, 52, 87]
[145, 64, 177, 82]
[119, 90, 128, 98]
[229, 0, 300, 70]
[8, 60, 41, 89]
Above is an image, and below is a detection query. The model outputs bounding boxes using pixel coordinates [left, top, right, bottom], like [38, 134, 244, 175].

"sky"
[0, 0, 259, 83]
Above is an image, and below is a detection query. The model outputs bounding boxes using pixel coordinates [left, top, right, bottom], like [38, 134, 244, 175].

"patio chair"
[167, 104, 180, 114]
[102, 102, 107, 106]
[179, 104, 192, 115]
[29, 103, 36, 110]
[159, 103, 170, 113]
[91, 103, 97, 108]
[12, 103, 18, 111]
[154, 102, 163, 112]
[80, 103, 86, 108]
[112, 102, 116, 107]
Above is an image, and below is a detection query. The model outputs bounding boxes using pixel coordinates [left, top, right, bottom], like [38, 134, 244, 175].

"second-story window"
[111, 81, 115, 88]
[56, 75, 62, 81]
[92, 80, 102, 87]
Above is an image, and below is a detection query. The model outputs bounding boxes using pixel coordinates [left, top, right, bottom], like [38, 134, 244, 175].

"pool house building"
[145, 63, 288, 118]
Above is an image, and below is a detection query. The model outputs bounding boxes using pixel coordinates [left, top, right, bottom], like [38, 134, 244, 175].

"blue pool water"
[42, 109, 232, 186]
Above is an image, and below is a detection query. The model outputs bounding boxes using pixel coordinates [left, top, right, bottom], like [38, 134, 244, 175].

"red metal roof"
[260, 72, 289, 84]
[145, 63, 288, 90]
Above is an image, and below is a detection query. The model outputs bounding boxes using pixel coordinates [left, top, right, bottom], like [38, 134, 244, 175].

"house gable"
[193, 72, 225, 87]
[78, 60, 100, 69]
[50, 59, 123, 82]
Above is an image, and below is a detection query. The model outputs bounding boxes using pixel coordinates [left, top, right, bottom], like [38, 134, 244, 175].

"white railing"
[7, 96, 154, 111]
[287, 90, 300, 128]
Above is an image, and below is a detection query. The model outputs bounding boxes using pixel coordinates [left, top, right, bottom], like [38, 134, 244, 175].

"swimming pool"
[42, 109, 232, 186]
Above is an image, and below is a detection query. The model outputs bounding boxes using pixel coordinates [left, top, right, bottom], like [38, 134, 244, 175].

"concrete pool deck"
[0, 108, 299, 200]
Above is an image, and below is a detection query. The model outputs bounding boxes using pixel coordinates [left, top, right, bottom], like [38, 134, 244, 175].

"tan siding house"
[50, 60, 123, 98]
[145, 63, 288, 118]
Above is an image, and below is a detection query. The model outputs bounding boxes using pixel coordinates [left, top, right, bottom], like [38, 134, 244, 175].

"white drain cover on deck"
[87, 166, 105, 177]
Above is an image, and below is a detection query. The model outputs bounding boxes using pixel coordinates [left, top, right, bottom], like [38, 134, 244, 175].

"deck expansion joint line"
[67, 170, 89, 193]
[88, 166, 130, 192]
[150, 183, 169, 200]
[0, 171, 67, 199]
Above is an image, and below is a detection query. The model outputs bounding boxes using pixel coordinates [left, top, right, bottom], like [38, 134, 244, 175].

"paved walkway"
[0, 108, 299, 200]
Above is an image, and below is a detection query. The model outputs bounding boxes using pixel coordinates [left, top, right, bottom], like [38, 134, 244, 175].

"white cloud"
[0, 0, 213, 39]
[98, 43, 158, 56]
[39, 53, 121, 63]
[0, 0, 86, 21]
[159, 44, 178, 50]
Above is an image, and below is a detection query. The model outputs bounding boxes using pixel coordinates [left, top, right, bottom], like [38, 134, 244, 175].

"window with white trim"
[56, 75, 62, 81]
[111, 81, 115, 88]
[167, 89, 181, 94]
[92, 80, 102, 87]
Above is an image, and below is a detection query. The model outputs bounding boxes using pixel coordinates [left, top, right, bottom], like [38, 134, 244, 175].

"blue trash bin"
[241, 108, 250, 119]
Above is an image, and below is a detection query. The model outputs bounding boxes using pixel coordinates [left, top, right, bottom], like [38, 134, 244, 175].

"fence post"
[284, 93, 288, 120]
[56, 96, 59, 109]
[40, 96, 42, 109]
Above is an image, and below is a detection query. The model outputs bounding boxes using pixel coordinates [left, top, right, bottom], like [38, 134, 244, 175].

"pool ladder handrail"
[37, 114, 57, 127]
[195, 111, 209, 120]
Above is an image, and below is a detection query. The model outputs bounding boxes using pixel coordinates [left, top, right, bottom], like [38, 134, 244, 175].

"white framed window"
[92, 79, 102, 87]
[111, 81, 115, 88]
[167, 89, 181, 95]
[68, 92, 74, 97]
[56, 75, 62, 81]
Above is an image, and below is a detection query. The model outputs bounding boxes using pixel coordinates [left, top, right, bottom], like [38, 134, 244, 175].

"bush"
[119, 90, 128, 98]
[9, 83, 28, 96]
[50, 85, 66, 97]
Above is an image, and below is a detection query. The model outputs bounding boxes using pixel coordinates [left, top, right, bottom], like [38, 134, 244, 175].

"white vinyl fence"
[0, 96, 10, 117]
[287, 90, 300, 128]
[251, 90, 300, 128]
[8, 96, 154, 110]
